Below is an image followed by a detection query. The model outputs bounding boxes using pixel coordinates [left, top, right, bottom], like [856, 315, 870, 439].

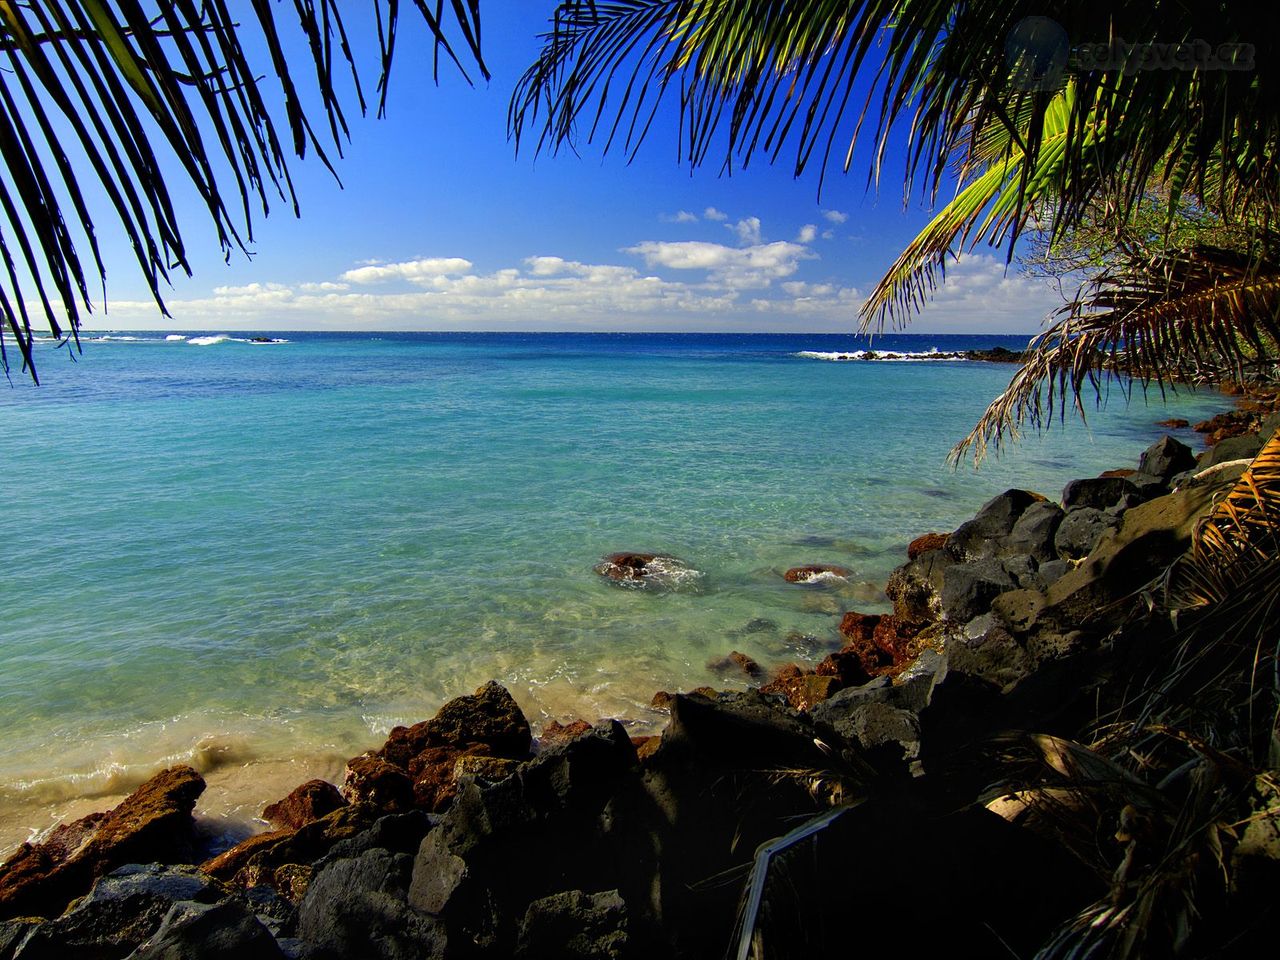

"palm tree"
[0, 0, 484, 382]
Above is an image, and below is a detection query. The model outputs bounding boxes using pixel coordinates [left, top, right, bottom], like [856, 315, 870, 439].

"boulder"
[1201, 432, 1264, 468]
[342, 756, 413, 813]
[1003, 501, 1064, 564]
[369, 682, 534, 814]
[906, 532, 949, 560]
[539, 720, 594, 744]
[199, 805, 382, 898]
[1137, 435, 1196, 481]
[941, 559, 1015, 623]
[408, 721, 641, 951]
[1039, 478, 1233, 630]
[945, 616, 1034, 691]
[514, 889, 628, 960]
[592, 552, 658, 582]
[131, 900, 283, 960]
[0, 766, 205, 921]
[884, 548, 956, 628]
[387, 681, 532, 761]
[1054, 507, 1120, 561]
[1156, 418, 1190, 428]
[1061, 476, 1138, 510]
[782, 564, 851, 583]
[758, 672, 841, 712]
[297, 849, 445, 960]
[946, 490, 1045, 561]
[262, 781, 347, 831]
[0, 865, 226, 960]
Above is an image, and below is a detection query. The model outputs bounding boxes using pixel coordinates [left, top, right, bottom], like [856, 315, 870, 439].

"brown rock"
[201, 804, 380, 899]
[1157, 418, 1190, 429]
[410, 743, 495, 812]
[342, 755, 413, 812]
[650, 691, 675, 710]
[768, 663, 805, 684]
[540, 719, 594, 743]
[631, 736, 661, 761]
[1099, 468, 1135, 478]
[783, 564, 852, 583]
[200, 829, 295, 881]
[689, 686, 718, 699]
[871, 614, 917, 665]
[0, 766, 205, 920]
[378, 681, 531, 770]
[816, 650, 875, 686]
[906, 532, 949, 560]
[759, 673, 841, 712]
[261, 779, 347, 831]
[838, 610, 882, 645]
[707, 650, 763, 678]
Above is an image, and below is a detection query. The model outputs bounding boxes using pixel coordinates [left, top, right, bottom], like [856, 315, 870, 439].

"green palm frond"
[953, 248, 1280, 463]
[512, 2, 1280, 252]
[0, 1, 486, 383]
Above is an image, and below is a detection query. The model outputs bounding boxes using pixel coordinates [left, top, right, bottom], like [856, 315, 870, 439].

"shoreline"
[3, 385, 1276, 955]
[0, 384, 1259, 865]
[0, 384, 1256, 863]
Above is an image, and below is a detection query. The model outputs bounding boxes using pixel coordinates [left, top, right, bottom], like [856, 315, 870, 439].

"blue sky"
[92, 1, 1060, 335]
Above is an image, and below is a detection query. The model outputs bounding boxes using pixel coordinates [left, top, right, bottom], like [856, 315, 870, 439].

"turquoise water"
[0, 332, 1227, 847]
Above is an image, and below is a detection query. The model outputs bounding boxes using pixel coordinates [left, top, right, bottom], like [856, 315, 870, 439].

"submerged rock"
[593, 553, 701, 590]
[706, 650, 763, 678]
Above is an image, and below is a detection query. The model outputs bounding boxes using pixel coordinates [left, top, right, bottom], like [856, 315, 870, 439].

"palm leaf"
[953, 249, 1280, 463]
[0, 1, 487, 382]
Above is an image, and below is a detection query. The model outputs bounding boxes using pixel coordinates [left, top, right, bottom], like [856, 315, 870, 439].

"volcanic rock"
[262, 780, 347, 831]
[783, 564, 851, 583]
[0, 766, 205, 921]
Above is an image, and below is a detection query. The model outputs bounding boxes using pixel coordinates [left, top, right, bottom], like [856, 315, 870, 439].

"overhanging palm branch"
[512, 2, 1280, 259]
[0, 0, 485, 383]
[953, 246, 1280, 463]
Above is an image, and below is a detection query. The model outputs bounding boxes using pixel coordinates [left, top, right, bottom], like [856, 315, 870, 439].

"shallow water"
[0, 332, 1228, 851]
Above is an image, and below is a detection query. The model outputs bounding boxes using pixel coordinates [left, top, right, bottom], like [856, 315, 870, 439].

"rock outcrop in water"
[4, 418, 1279, 959]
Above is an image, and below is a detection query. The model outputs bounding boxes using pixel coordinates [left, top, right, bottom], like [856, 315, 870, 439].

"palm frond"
[953, 248, 1280, 463]
[511, 2, 1280, 265]
[0, 1, 486, 383]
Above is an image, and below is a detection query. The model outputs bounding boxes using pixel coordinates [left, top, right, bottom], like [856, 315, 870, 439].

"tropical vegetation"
[510, 2, 1280, 956]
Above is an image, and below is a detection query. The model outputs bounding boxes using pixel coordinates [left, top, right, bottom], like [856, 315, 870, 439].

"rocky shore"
[3, 401, 1278, 959]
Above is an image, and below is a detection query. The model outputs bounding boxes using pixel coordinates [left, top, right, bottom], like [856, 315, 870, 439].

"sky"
[85, 1, 1063, 335]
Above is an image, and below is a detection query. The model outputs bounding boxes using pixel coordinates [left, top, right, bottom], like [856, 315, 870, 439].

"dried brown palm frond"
[0, 1, 485, 382]
[953, 246, 1280, 463]
[1128, 432, 1280, 762]
[993, 730, 1250, 960]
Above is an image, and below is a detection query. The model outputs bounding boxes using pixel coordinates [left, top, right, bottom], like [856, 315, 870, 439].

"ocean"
[0, 331, 1228, 851]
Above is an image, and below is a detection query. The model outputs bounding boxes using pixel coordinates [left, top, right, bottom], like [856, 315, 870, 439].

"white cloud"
[625, 239, 813, 288]
[732, 217, 762, 245]
[822, 210, 849, 224]
[211, 282, 289, 296]
[703, 206, 728, 221]
[796, 224, 817, 244]
[907, 253, 1059, 331]
[660, 210, 699, 224]
[341, 257, 473, 284]
[298, 281, 350, 292]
